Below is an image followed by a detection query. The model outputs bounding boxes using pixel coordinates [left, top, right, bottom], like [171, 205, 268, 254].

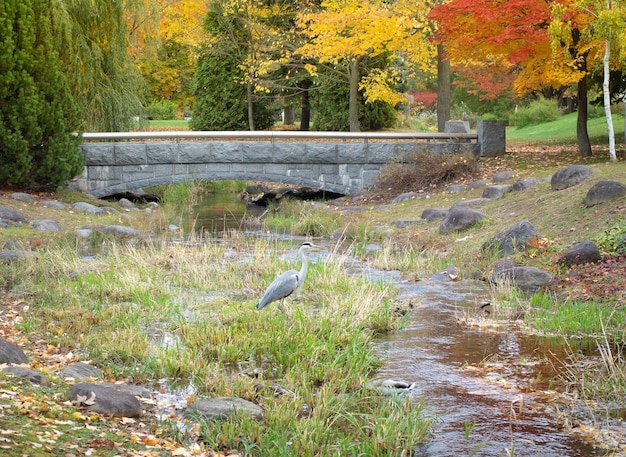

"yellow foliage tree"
[296, 0, 435, 131]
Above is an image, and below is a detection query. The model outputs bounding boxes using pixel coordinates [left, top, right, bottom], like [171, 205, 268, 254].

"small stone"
[0, 339, 28, 364]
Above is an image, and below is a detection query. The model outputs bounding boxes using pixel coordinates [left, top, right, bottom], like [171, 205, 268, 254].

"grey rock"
[2, 366, 49, 385]
[0, 206, 27, 223]
[558, 241, 602, 267]
[0, 339, 28, 364]
[0, 251, 38, 260]
[99, 206, 120, 214]
[3, 241, 24, 250]
[75, 229, 93, 238]
[392, 192, 421, 204]
[446, 184, 467, 194]
[482, 220, 538, 257]
[477, 120, 507, 157]
[439, 207, 487, 234]
[467, 179, 488, 190]
[184, 396, 263, 422]
[69, 383, 142, 418]
[421, 208, 448, 221]
[444, 120, 470, 133]
[512, 177, 538, 191]
[10, 192, 35, 203]
[102, 225, 142, 237]
[584, 180, 626, 206]
[492, 171, 515, 182]
[246, 184, 269, 194]
[39, 200, 66, 210]
[117, 198, 136, 209]
[491, 266, 552, 295]
[60, 362, 103, 381]
[551, 165, 593, 191]
[30, 220, 62, 232]
[72, 202, 105, 215]
[482, 184, 513, 199]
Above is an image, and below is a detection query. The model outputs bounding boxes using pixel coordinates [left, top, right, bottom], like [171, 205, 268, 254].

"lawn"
[507, 111, 625, 145]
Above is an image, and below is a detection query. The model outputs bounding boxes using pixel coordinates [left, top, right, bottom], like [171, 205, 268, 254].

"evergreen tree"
[191, 47, 276, 131]
[0, 0, 83, 189]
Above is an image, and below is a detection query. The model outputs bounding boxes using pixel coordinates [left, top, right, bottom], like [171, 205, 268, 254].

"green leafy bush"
[596, 216, 626, 255]
[146, 99, 177, 120]
[510, 97, 562, 129]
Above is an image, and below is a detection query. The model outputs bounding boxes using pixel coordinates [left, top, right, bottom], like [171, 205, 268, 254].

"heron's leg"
[277, 300, 290, 319]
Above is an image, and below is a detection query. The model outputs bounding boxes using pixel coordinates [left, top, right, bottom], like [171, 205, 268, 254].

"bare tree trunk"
[602, 39, 616, 161]
[349, 57, 362, 132]
[437, 44, 451, 132]
[247, 81, 255, 131]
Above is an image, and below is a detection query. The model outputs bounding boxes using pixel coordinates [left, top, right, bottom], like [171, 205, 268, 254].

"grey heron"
[256, 242, 323, 314]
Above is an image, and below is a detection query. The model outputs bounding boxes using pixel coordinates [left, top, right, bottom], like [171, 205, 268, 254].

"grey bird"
[256, 242, 323, 314]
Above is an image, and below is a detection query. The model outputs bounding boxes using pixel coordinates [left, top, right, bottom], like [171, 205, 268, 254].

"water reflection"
[374, 277, 604, 457]
[181, 192, 265, 234]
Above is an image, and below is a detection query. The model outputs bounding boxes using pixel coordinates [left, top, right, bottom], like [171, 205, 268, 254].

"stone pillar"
[444, 120, 470, 134]
[477, 119, 507, 157]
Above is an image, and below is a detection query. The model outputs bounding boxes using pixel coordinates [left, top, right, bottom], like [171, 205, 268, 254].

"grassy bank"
[0, 228, 429, 455]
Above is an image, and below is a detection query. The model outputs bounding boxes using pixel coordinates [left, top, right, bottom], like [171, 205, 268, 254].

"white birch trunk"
[603, 39, 616, 161]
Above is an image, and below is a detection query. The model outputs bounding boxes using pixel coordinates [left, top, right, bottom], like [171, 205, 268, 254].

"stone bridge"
[70, 121, 505, 198]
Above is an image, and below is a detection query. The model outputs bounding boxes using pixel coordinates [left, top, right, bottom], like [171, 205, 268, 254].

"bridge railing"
[81, 130, 478, 143]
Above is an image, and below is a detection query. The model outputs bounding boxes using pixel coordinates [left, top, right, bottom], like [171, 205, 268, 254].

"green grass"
[147, 119, 190, 128]
[507, 112, 625, 144]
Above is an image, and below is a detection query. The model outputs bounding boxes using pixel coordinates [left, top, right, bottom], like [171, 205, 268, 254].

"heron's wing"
[256, 269, 299, 309]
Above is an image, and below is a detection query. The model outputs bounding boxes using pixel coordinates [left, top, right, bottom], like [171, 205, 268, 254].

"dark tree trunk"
[283, 106, 295, 125]
[300, 79, 312, 131]
[576, 75, 592, 157]
[437, 44, 451, 132]
[570, 28, 591, 157]
[349, 57, 362, 132]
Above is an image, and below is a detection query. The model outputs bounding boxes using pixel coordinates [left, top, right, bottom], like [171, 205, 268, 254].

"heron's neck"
[298, 249, 309, 282]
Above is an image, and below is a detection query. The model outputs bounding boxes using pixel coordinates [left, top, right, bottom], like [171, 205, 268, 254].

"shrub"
[374, 150, 480, 195]
[510, 97, 562, 128]
[146, 99, 177, 120]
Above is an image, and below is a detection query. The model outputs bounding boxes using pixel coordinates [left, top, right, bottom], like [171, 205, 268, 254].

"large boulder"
[551, 165, 593, 191]
[557, 241, 602, 267]
[439, 207, 487, 234]
[482, 220, 538, 258]
[491, 265, 552, 295]
[584, 180, 626, 206]
[0, 206, 27, 224]
[69, 383, 143, 418]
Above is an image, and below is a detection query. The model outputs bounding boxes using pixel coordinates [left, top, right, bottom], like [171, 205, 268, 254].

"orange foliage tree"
[429, 0, 612, 156]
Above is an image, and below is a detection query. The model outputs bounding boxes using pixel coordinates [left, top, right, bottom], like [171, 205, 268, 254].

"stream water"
[189, 192, 609, 456]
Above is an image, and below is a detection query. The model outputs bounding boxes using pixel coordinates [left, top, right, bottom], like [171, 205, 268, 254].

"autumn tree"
[551, 0, 626, 161]
[296, 0, 413, 131]
[129, 0, 207, 114]
[0, 0, 83, 189]
[429, 0, 626, 157]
